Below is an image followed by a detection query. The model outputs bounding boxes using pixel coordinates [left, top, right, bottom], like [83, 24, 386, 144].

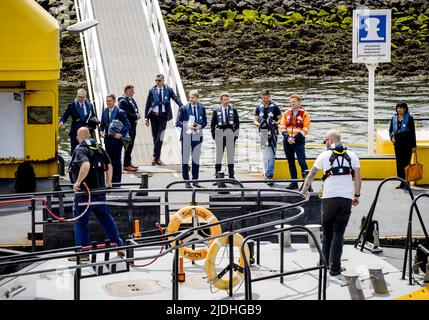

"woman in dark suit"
[389, 102, 417, 188]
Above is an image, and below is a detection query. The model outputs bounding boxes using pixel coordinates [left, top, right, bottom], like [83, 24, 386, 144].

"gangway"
[75, 0, 185, 165]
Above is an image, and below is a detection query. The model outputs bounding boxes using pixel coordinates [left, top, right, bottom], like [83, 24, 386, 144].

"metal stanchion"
[343, 271, 365, 300]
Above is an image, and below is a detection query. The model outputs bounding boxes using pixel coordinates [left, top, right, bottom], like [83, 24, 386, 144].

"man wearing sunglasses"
[144, 74, 183, 165]
[301, 130, 361, 276]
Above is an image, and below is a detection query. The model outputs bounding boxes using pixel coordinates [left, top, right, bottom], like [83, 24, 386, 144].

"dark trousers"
[124, 126, 136, 167]
[181, 138, 202, 180]
[394, 143, 412, 182]
[150, 114, 167, 159]
[73, 194, 123, 247]
[105, 136, 123, 183]
[321, 197, 352, 272]
[283, 140, 308, 179]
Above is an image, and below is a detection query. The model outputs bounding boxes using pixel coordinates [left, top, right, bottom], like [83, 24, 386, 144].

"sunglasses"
[155, 79, 163, 82]
[323, 138, 328, 144]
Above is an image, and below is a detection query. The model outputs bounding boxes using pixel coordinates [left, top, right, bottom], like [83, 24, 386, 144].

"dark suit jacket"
[100, 106, 131, 137]
[60, 99, 96, 137]
[210, 106, 240, 140]
[118, 95, 139, 128]
[144, 84, 183, 121]
[176, 103, 207, 141]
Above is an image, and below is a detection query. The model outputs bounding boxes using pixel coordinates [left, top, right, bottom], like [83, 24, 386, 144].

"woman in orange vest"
[280, 94, 310, 189]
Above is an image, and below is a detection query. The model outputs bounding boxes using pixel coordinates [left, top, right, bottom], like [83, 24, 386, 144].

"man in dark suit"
[211, 92, 240, 179]
[144, 74, 183, 165]
[118, 84, 140, 172]
[176, 90, 207, 188]
[59, 88, 97, 154]
[100, 94, 131, 183]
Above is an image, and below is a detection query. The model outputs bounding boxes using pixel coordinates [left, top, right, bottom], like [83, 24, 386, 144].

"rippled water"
[59, 79, 429, 170]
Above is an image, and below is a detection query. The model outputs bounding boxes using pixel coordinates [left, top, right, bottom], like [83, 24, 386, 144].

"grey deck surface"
[91, 0, 181, 165]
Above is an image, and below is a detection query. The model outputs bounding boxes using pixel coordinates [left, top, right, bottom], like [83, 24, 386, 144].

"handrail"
[240, 225, 328, 300]
[74, 0, 100, 144]
[0, 196, 307, 274]
[404, 193, 429, 285]
[76, 0, 109, 146]
[354, 177, 429, 286]
[140, 0, 187, 106]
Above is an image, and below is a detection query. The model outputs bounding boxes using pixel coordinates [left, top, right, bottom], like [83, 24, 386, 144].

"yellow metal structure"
[274, 129, 429, 184]
[274, 158, 397, 180]
[0, 0, 61, 178]
[395, 285, 429, 300]
[376, 129, 429, 185]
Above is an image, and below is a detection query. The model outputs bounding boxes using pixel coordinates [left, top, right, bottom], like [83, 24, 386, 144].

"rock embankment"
[36, 0, 429, 85]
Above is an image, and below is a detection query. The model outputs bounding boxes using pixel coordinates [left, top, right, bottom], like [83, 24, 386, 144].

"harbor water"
[59, 79, 429, 170]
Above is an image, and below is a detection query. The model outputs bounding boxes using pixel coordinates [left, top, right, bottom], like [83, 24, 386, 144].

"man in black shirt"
[69, 127, 123, 252]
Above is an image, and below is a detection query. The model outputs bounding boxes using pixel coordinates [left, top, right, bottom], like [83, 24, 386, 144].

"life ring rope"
[205, 233, 250, 291]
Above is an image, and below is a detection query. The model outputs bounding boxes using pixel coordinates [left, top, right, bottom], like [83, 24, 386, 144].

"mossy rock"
[336, 5, 348, 16]
[196, 38, 212, 47]
[405, 38, 422, 48]
[242, 9, 259, 24]
[417, 14, 429, 24]
[306, 10, 318, 16]
[395, 16, 414, 24]
[342, 17, 352, 25]
[317, 9, 329, 17]
[290, 12, 304, 24]
[220, 10, 236, 20]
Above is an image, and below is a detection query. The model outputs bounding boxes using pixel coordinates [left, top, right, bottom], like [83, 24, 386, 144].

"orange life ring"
[167, 206, 222, 261]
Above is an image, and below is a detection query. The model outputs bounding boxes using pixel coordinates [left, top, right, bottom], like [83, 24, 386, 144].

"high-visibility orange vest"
[281, 107, 310, 136]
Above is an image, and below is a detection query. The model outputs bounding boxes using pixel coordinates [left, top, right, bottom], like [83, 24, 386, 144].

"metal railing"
[0, 185, 314, 300]
[75, 0, 109, 136]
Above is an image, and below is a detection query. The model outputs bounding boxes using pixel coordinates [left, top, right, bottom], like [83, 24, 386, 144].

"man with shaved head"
[68, 127, 123, 260]
[301, 129, 361, 276]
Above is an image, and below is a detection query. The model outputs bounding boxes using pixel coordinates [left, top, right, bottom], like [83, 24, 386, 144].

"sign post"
[353, 9, 391, 154]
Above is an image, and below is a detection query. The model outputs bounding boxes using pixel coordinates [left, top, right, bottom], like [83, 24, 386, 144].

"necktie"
[109, 109, 112, 122]
[158, 89, 163, 112]
[225, 107, 229, 123]
[193, 107, 197, 119]
[81, 103, 87, 116]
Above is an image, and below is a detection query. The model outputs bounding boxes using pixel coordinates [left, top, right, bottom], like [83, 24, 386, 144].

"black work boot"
[213, 164, 222, 185]
[287, 182, 299, 190]
[228, 164, 235, 180]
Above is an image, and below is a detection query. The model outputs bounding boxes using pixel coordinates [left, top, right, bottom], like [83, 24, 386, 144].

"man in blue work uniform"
[59, 88, 97, 154]
[176, 90, 207, 188]
[69, 127, 123, 260]
[144, 74, 183, 165]
[100, 94, 131, 183]
[118, 84, 140, 172]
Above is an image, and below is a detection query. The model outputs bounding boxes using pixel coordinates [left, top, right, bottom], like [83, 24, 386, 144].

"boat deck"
[0, 243, 423, 300]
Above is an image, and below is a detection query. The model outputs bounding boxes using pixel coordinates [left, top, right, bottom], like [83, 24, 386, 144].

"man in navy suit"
[145, 74, 183, 165]
[59, 88, 97, 154]
[176, 90, 207, 188]
[100, 94, 131, 183]
[118, 84, 140, 172]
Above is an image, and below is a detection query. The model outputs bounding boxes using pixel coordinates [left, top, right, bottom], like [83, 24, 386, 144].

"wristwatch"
[354, 194, 360, 197]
